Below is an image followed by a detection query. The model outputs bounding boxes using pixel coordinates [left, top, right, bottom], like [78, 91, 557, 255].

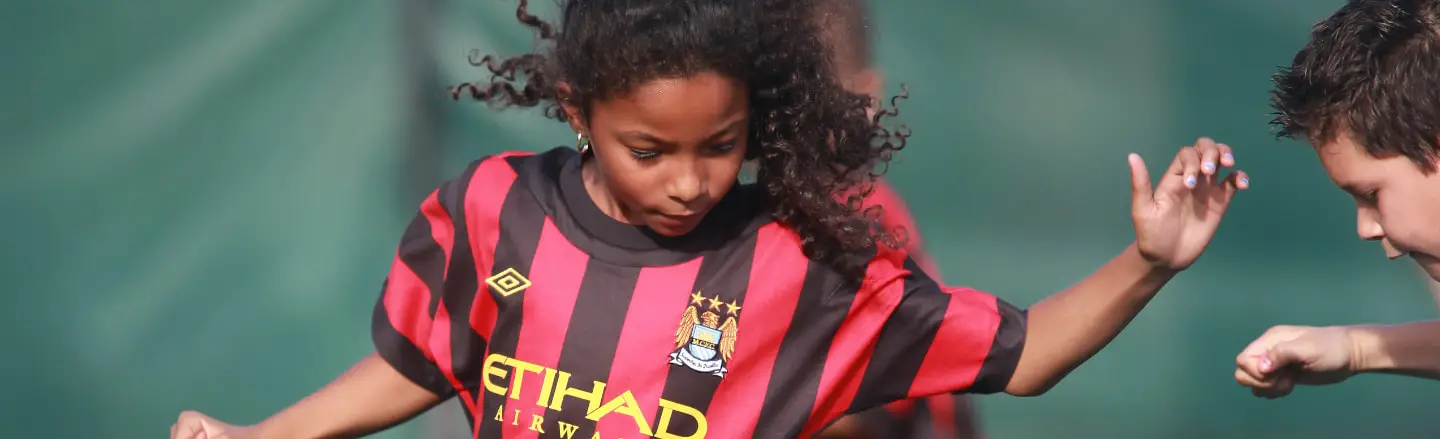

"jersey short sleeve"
[853, 250, 1027, 407]
[371, 156, 510, 397]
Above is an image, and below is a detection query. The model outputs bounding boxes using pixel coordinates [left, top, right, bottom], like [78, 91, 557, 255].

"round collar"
[556, 153, 769, 254]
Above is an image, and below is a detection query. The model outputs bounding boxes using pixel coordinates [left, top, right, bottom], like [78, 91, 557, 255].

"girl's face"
[566, 71, 751, 237]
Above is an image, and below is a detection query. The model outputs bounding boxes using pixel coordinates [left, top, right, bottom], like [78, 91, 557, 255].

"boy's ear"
[556, 82, 586, 134]
[1434, 134, 1440, 168]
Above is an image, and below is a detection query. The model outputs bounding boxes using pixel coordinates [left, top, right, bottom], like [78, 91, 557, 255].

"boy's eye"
[711, 143, 736, 153]
[630, 148, 659, 160]
[1351, 189, 1379, 204]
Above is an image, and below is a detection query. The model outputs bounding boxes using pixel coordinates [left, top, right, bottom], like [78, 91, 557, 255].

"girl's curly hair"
[450, 0, 910, 282]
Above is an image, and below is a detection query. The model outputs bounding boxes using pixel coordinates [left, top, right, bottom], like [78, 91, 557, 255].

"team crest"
[670, 290, 739, 378]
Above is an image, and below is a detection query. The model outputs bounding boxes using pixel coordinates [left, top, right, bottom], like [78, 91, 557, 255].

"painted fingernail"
[1185, 175, 1197, 187]
[1240, 177, 1250, 186]
[1259, 357, 1273, 372]
[1202, 162, 1216, 173]
[1223, 153, 1234, 162]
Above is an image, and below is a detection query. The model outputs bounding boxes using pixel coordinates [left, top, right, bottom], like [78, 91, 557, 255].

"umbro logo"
[486, 268, 532, 297]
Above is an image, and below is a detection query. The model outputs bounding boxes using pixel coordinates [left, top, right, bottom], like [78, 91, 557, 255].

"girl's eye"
[630, 149, 659, 160]
[712, 143, 736, 153]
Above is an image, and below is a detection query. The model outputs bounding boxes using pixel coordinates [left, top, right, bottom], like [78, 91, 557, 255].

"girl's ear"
[557, 82, 586, 134]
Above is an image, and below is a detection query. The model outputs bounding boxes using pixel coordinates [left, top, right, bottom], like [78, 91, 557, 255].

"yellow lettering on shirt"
[471, 353, 710, 438]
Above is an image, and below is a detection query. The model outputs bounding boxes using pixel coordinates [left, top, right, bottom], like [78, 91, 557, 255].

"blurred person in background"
[810, 0, 983, 438]
[1235, 0, 1440, 399]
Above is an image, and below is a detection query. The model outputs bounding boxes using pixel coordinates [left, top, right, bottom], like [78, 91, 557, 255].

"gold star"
[725, 300, 742, 316]
[690, 290, 705, 306]
[707, 296, 723, 310]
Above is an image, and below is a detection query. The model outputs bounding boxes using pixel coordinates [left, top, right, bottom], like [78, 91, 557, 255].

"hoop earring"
[576, 132, 592, 154]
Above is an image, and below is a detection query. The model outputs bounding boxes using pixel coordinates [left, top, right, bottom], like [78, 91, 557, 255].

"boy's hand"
[171, 411, 253, 439]
[1128, 137, 1249, 271]
[1234, 325, 1359, 398]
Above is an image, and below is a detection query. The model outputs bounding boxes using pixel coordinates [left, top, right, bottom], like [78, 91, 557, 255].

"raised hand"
[1128, 137, 1249, 271]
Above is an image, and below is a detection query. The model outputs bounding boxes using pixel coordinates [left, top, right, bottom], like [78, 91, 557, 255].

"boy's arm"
[1235, 321, 1440, 398]
[1350, 321, 1440, 379]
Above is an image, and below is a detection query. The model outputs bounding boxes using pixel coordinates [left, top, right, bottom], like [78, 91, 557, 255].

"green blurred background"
[5, 0, 1439, 438]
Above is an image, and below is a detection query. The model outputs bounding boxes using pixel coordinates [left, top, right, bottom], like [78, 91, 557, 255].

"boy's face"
[1315, 133, 1440, 280]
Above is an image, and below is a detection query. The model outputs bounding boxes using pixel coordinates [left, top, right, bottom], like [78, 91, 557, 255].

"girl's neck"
[580, 157, 642, 226]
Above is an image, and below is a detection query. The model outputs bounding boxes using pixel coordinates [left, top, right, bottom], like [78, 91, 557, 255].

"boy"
[1235, 0, 1440, 398]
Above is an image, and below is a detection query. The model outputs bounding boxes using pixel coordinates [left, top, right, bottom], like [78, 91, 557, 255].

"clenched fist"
[171, 411, 253, 439]
[1233, 325, 1359, 399]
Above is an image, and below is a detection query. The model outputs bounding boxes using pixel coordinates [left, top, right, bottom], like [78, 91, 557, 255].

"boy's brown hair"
[1270, 0, 1440, 170]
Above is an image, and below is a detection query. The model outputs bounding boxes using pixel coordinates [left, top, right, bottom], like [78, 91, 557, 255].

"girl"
[172, 0, 1248, 438]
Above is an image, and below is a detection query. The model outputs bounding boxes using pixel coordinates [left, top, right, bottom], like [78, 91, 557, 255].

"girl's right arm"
[172, 160, 506, 439]
[171, 354, 444, 439]
[253, 353, 444, 438]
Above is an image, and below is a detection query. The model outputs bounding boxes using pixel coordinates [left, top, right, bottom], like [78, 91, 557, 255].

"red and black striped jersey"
[373, 147, 1027, 439]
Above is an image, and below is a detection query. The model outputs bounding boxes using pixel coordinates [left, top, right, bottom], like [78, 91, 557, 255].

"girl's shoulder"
[460, 147, 575, 183]
[438, 146, 576, 201]
[422, 146, 574, 227]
